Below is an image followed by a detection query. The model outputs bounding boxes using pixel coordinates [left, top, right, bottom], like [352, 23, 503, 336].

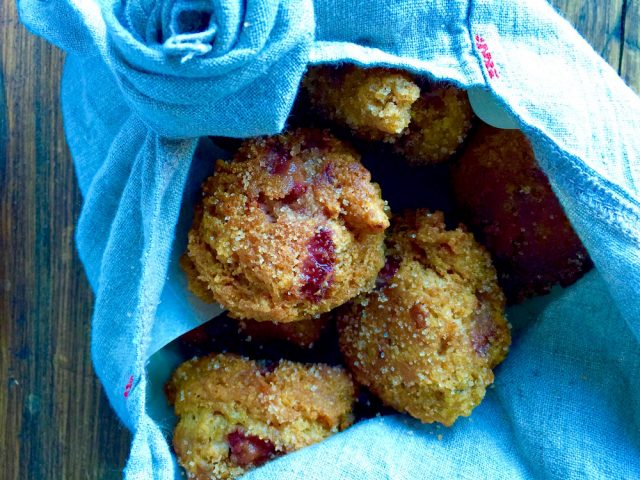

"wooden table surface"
[1, 1, 638, 479]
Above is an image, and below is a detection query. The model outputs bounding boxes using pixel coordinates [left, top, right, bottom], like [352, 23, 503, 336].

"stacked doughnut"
[168, 66, 590, 479]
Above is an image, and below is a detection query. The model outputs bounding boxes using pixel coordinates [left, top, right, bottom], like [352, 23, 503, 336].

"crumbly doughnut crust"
[303, 66, 420, 142]
[338, 210, 510, 426]
[167, 353, 356, 479]
[185, 129, 389, 321]
[396, 85, 474, 165]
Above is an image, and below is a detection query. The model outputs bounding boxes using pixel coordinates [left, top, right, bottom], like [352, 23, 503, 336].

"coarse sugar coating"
[337, 210, 510, 426]
[451, 125, 591, 302]
[303, 66, 421, 142]
[167, 353, 356, 480]
[237, 315, 332, 349]
[395, 84, 474, 165]
[180, 254, 215, 303]
[185, 128, 389, 322]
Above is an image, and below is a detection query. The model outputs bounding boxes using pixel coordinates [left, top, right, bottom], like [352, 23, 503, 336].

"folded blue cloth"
[19, 0, 640, 478]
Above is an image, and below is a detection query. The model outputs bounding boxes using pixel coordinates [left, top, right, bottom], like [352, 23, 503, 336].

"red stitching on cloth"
[475, 35, 500, 79]
[124, 375, 134, 398]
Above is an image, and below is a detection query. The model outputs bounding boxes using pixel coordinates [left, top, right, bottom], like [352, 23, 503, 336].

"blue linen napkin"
[19, 0, 640, 478]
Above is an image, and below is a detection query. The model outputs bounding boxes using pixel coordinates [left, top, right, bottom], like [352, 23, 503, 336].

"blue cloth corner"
[18, 0, 640, 478]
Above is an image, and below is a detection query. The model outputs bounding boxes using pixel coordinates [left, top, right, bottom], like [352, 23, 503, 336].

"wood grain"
[621, 0, 640, 92]
[0, 1, 637, 479]
[0, 2, 130, 480]
[550, 0, 625, 68]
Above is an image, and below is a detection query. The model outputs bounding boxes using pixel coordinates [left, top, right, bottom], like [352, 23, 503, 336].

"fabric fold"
[17, 0, 640, 478]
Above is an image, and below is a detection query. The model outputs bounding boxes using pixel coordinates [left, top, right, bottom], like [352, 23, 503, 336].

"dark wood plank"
[550, 0, 625, 69]
[0, 2, 131, 480]
[0, 1, 635, 480]
[621, 0, 640, 92]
